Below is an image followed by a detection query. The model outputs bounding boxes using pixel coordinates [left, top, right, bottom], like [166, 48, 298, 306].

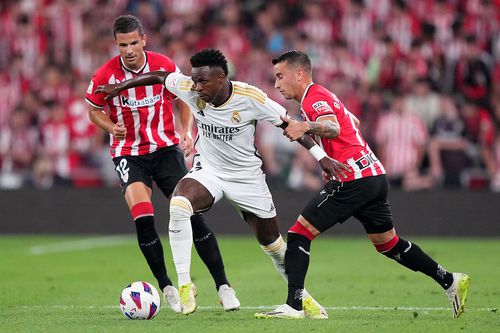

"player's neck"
[296, 80, 314, 103]
[211, 80, 232, 107]
[121, 51, 146, 72]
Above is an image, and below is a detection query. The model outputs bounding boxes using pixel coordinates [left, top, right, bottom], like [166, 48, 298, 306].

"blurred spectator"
[287, 147, 323, 191]
[491, 97, 500, 191]
[341, 0, 372, 60]
[428, 95, 469, 188]
[38, 103, 71, 186]
[360, 86, 388, 148]
[401, 39, 428, 89]
[0, 109, 37, 189]
[460, 99, 496, 189]
[385, 0, 420, 53]
[375, 93, 430, 190]
[404, 77, 441, 131]
[455, 35, 493, 108]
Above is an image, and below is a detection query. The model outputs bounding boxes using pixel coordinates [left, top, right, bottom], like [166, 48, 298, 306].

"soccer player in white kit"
[96, 49, 349, 317]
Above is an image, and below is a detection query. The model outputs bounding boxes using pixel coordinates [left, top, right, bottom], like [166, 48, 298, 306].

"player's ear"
[296, 68, 303, 81]
[142, 33, 147, 47]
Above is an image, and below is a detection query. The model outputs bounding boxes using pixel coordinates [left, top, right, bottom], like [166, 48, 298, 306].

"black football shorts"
[112, 146, 188, 197]
[301, 174, 394, 234]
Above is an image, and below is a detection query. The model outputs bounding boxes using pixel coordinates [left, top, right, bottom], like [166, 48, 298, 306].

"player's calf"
[373, 234, 455, 290]
[169, 196, 194, 286]
[133, 202, 173, 290]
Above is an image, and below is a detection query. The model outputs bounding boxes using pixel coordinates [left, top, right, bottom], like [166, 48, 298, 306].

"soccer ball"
[119, 281, 161, 320]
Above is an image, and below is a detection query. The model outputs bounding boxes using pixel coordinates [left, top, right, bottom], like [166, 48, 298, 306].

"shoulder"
[304, 84, 334, 103]
[233, 81, 266, 104]
[93, 56, 121, 80]
[303, 85, 336, 112]
[146, 51, 176, 71]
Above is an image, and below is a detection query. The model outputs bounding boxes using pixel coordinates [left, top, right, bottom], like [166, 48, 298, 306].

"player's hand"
[281, 115, 309, 141]
[95, 84, 121, 100]
[319, 156, 350, 180]
[113, 122, 126, 140]
[180, 131, 194, 157]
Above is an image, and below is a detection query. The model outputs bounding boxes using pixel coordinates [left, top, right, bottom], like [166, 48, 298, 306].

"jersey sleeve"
[302, 92, 338, 122]
[163, 71, 195, 102]
[156, 53, 180, 100]
[85, 68, 107, 109]
[253, 96, 287, 126]
[235, 83, 286, 126]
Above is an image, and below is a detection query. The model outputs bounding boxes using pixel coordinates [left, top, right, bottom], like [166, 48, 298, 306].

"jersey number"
[115, 159, 130, 183]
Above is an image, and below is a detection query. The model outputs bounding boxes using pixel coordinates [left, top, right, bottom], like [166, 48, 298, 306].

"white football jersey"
[164, 72, 285, 174]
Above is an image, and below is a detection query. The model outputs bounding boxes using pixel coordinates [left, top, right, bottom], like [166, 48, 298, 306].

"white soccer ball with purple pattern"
[119, 281, 161, 320]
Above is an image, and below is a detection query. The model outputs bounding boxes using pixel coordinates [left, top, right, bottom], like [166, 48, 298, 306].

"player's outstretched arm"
[94, 70, 171, 100]
[281, 115, 340, 140]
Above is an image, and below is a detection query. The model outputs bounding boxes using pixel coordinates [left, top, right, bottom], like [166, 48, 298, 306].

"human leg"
[243, 211, 288, 280]
[189, 214, 230, 289]
[169, 177, 215, 314]
[245, 212, 326, 319]
[125, 182, 172, 289]
[122, 181, 181, 313]
[358, 175, 470, 318]
[154, 148, 230, 292]
[369, 230, 470, 318]
[114, 155, 182, 312]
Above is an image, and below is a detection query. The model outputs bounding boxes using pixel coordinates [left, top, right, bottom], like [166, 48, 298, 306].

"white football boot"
[163, 285, 182, 313]
[255, 304, 305, 319]
[218, 284, 240, 311]
[445, 272, 471, 318]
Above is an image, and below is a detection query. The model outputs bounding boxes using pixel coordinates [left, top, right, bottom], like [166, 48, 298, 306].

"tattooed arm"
[280, 115, 339, 140]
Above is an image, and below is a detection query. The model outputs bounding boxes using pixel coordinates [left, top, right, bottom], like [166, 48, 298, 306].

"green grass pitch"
[0, 235, 498, 332]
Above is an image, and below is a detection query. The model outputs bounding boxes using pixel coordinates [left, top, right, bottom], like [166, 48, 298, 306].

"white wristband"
[309, 145, 327, 161]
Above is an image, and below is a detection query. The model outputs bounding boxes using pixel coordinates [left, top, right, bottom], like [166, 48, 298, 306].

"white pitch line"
[19, 305, 497, 312]
[27, 235, 135, 255]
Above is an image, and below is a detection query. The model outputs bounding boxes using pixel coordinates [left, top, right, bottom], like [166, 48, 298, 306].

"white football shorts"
[184, 161, 277, 219]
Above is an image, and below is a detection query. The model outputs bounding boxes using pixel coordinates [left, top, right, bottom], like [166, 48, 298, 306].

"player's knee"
[288, 220, 316, 241]
[372, 234, 399, 253]
[170, 196, 193, 222]
[131, 202, 154, 221]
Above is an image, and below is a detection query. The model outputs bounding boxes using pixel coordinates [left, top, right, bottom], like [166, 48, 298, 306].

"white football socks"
[261, 234, 288, 282]
[169, 196, 194, 287]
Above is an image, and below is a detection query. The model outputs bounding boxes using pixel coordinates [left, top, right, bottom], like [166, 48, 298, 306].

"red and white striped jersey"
[85, 51, 180, 158]
[300, 83, 385, 182]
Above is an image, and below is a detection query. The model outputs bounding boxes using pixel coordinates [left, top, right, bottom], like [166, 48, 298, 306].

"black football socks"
[191, 213, 230, 290]
[285, 232, 312, 310]
[135, 216, 172, 290]
[383, 237, 454, 289]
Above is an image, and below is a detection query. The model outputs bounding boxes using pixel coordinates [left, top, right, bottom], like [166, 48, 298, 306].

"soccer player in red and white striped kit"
[257, 50, 470, 319]
[85, 15, 239, 313]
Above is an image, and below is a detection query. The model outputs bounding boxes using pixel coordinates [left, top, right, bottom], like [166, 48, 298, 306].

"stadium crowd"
[0, 0, 499, 191]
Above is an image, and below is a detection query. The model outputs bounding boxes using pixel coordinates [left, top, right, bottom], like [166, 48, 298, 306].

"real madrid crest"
[196, 97, 206, 111]
[231, 111, 241, 124]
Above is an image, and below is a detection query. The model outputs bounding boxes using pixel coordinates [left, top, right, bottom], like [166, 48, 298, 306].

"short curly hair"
[190, 49, 229, 76]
